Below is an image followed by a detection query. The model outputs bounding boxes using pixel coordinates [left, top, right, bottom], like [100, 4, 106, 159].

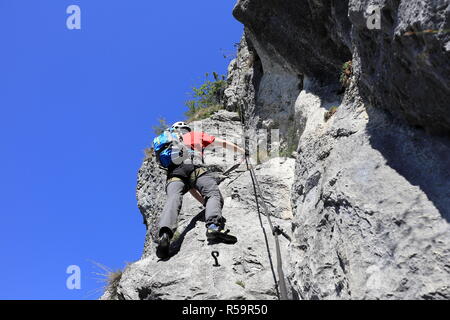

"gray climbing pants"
[158, 173, 224, 237]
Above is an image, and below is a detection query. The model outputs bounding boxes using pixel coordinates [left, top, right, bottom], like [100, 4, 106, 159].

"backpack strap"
[172, 128, 198, 165]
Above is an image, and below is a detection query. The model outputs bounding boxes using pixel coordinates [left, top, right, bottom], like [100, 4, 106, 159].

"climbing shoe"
[156, 232, 170, 259]
[206, 224, 237, 244]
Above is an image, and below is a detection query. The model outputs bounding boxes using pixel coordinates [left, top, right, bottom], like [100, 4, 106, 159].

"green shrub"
[185, 72, 227, 121]
[340, 61, 353, 88]
[187, 104, 223, 122]
[235, 280, 245, 289]
[324, 106, 339, 122]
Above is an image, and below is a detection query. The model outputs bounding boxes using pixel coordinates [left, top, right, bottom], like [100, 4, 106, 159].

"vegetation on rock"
[185, 72, 227, 122]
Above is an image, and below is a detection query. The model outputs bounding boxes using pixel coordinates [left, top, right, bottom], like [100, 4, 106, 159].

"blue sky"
[0, 0, 242, 299]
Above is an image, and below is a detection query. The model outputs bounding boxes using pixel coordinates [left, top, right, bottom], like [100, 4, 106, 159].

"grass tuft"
[339, 61, 353, 88]
[324, 106, 339, 122]
[89, 260, 125, 300]
[185, 72, 227, 122]
[187, 104, 223, 123]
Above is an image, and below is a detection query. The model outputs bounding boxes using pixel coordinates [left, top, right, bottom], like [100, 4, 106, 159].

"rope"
[244, 153, 281, 300]
[238, 99, 290, 300]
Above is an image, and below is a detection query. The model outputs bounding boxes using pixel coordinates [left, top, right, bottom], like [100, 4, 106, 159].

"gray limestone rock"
[289, 79, 450, 300]
[348, 0, 450, 134]
[103, 0, 450, 300]
[230, 0, 450, 298]
[232, 0, 450, 134]
[102, 111, 295, 300]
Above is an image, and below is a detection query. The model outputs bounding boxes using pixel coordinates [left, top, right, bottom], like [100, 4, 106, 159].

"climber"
[153, 121, 245, 259]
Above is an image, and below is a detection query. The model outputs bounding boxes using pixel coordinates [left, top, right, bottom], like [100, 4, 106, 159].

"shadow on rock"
[207, 237, 238, 246]
[166, 210, 206, 259]
[366, 106, 450, 222]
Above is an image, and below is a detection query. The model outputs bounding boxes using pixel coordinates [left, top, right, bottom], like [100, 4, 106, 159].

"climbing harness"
[217, 156, 247, 184]
[238, 100, 291, 301]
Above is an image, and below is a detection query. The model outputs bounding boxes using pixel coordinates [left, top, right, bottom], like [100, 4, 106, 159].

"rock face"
[233, 0, 450, 135]
[348, 0, 450, 134]
[233, 0, 352, 81]
[102, 0, 450, 300]
[225, 31, 303, 153]
[289, 78, 450, 299]
[229, 0, 450, 299]
[101, 111, 296, 300]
